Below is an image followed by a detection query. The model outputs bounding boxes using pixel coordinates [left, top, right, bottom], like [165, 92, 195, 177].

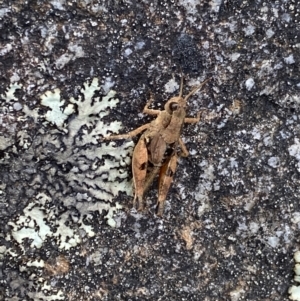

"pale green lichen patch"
[68, 78, 122, 139]
[0, 82, 23, 148]
[0, 82, 22, 102]
[290, 285, 300, 301]
[289, 251, 300, 300]
[3, 77, 134, 301]
[41, 88, 75, 127]
[69, 78, 119, 120]
[7, 193, 51, 252]
[6, 78, 134, 256]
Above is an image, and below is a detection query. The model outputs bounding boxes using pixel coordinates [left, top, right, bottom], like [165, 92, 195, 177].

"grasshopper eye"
[170, 102, 179, 111]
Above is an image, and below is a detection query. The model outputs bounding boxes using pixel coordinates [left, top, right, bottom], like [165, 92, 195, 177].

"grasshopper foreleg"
[143, 92, 160, 116]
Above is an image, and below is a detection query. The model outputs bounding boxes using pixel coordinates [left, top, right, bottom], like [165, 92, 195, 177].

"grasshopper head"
[164, 76, 186, 114]
[164, 96, 186, 115]
[164, 77, 209, 115]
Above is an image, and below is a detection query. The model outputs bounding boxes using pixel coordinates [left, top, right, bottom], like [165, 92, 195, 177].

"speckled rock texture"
[1, 1, 300, 300]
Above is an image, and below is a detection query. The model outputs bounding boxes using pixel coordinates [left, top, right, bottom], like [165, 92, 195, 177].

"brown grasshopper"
[104, 77, 209, 216]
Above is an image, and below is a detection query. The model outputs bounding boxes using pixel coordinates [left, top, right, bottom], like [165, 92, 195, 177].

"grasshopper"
[104, 77, 209, 216]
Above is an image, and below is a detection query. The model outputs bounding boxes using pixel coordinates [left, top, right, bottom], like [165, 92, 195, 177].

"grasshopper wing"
[149, 134, 167, 166]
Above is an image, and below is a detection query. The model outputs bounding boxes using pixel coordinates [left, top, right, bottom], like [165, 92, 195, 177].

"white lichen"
[267, 156, 280, 168]
[243, 24, 256, 36]
[209, 0, 222, 13]
[28, 289, 64, 301]
[245, 78, 255, 91]
[0, 7, 10, 18]
[284, 54, 295, 65]
[164, 78, 180, 93]
[194, 161, 215, 216]
[266, 28, 275, 38]
[288, 139, 300, 172]
[178, 0, 198, 15]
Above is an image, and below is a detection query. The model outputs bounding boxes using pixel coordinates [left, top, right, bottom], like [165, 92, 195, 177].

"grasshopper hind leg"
[134, 165, 161, 212]
[133, 195, 144, 212]
[156, 153, 178, 216]
[132, 136, 149, 211]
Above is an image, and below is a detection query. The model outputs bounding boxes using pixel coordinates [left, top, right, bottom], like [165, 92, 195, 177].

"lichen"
[0, 82, 22, 103]
[7, 77, 134, 254]
[289, 251, 300, 301]
[41, 88, 74, 127]
[2, 77, 134, 300]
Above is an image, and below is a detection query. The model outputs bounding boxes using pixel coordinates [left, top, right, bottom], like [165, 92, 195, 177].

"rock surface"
[1, 1, 300, 300]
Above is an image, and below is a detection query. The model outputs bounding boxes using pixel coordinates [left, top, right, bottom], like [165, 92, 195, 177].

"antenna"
[184, 78, 211, 101]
